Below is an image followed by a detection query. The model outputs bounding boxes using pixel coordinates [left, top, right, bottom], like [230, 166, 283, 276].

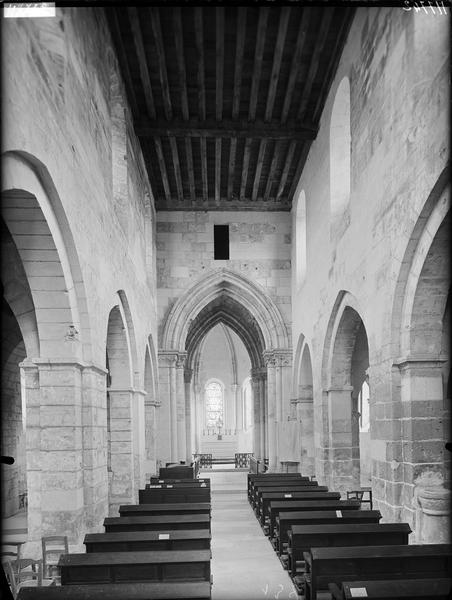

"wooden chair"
[2, 559, 55, 599]
[1, 543, 38, 585]
[41, 536, 68, 583]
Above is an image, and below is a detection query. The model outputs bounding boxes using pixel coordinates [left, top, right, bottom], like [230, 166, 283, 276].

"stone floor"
[206, 468, 297, 600]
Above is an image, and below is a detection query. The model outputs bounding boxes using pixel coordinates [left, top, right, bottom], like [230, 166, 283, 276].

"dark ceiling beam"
[169, 138, 183, 202]
[135, 118, 317, 140]
[249, 8, 269, 121]
[150, 7, 173, 121]
[108, 10, 139, 117]
[127, 7, 156, 120]
[232, 7, 246, 120]
[227, 138, 237, 200]
[215, 138, 222, 205]
[173, 7, 189, 120]
[153, 137, 171, 201]
[200, 137, 208, 202]
[263, 140, 282, 201]
[288, 142, 311, 201]
[280, 8, 311, 124]
[251, 140, 267, 202]
[240, 139, 252, 199]
[185, 138, 196, 202]
[194, 8, 206, 121]
[276, 140, 296, 200]
[297, 10, 334, 121]
[216, 7, 224, 121]
[312, 8, 355, 124]
[264, 7, 290, 122]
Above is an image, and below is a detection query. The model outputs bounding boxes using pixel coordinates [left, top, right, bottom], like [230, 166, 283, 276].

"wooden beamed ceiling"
[106, 6, 355, 211]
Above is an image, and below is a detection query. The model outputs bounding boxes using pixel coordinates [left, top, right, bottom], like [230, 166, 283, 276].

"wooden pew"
[17, 581, 212, 599]
[58, 550, 211, 585]
[274, 509, 382, 555]
[149, 479, 210, 487]
[253, 484, 327, 512]
[104, 514, 210, 533]
[268, 500, 361, 541]
[120, 503, 211, 517]
[258, 491, 341, 527]
[329, 578, 452, 600]
[288, 523, 411, 579]
[302, 544, 452, 600]
[247, 473, 309, 501]
[159, 466, 195, 479]
[139, 487, 210, 504]
[250, 480, 321, 507]
[84, 530, 211, 553]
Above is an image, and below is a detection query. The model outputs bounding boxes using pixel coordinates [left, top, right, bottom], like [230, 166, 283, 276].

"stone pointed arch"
[161, 268, 290, 353]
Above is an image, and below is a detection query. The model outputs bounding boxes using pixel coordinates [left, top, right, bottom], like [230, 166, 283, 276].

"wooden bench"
[250, 480, 321, 507]
[329, 578, 452, 600]
[121, 503, 211, 517]
[253, 484, 326, 512]
[159, 466, 196, 479]
[59, 550, 211, 585]
[268, 500, 361, 541]
[149, 479, 210, 487]
[247, 473, 309, 501]
[84, 530, 211, 553]
[274, 509, 382, 555]
[302, 544, 452, 600]
[259, 491, 341, 526]
[288, 523, 411, 579]
[139, 488, 210, 504]
[17, 581, 212, 599]
[104, 514, 210, 533]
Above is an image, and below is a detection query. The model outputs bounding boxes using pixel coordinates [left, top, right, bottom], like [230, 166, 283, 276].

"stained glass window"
[205, 381, 224, 428]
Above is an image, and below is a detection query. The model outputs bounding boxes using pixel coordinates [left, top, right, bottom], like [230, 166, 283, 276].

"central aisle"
[206, 469, 297, 600]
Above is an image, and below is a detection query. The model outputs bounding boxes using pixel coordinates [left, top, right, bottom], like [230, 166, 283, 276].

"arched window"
[294, 190, 307, 287]
[330, 77, 351, 239]
[205, 381, 224, 428]
[358, 379, 370, 433]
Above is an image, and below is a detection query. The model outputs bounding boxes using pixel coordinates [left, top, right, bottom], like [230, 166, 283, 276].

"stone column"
[394, 355, 448, 532]
[184, 368, 193, 462]
[251, 373, 261, 459]
[158, 352, 178, 464]
[20, 358, 86, 555]
[176, 354, 187, 463]
[326, 385, 356, 492]
[132, 389, 146, 491]
[194, 382, 202, 453]
[144, 396, 160, 479]
[293, 385, 315, 477]
[414, 486, 451, 543]
[107, 386, 135, 515]
[81, 363, 109, 533]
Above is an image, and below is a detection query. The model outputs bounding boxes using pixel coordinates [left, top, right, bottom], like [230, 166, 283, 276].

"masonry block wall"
[291, 7, 449, 535]
[157, 211, 292, 340]
[2, 7, 158, 550]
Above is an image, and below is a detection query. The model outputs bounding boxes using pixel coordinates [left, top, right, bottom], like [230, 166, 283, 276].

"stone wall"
[157, 210, 292, 343]
[2, 7, 158, 551]
[291, 7, 449, 535]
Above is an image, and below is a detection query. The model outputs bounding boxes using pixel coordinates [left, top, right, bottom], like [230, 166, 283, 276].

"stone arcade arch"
[1, 152, 101, 554]
[391, 171, 450, 541]
[143, 336, 159, 479]
[321, 292, 370, 492]
[158, 269, 291, 470]
[105, 291, 143, 516]
[292, 336, 315, 477]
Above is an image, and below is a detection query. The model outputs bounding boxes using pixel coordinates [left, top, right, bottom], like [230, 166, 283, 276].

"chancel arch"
[159, 268, 291, 470]
[321, 291, 370, 492]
